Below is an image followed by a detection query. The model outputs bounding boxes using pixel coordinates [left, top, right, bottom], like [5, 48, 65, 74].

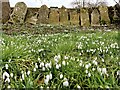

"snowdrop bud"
[85, 70, 88, 73]
[102, 68, 107, 74]
[63, 80, 69, 87]
[5, 64, 8, 69]
[119, 62, 120, 66]
[42, 67, 45, 71]
[92, 68, 95, 71]
[7, 85, 11, 88]
[60, 74, 63, 79]
[38, 57, 41, 61]
[22, 74, 24, 80]
[117, 70, 120, 76]
[49, 73, 52, 80]
[101, 58, 104, 62]
[88, 73, 91, 77]
[27, 71, 30, 76]
[33, 68, 36, 72]
[77, 85, 81, 89]
[62, 61, 66, 66]
[10, 73, 13, 78]
[35, 63, 38, 68]
[44, 79, 49, 85]
[56, 64, 59, 69]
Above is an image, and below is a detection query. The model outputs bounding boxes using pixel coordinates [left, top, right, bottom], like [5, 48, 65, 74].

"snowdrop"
[88, 73, 91, 77]
[10, 73, 13, 78]
[60, 74, 63, 79]
[54, 54, 61, 63]
[62, 61, 66, 66]
[117, 70, 120, 76]
[42, 67, 45, 71]
[5, 64, 9, 69]
[101, 68, 107, 75]
[44, 79, 49, 85]
[92, 60, 98, 66]
[7, 85, 11, 88]
[3, 72, 10, 80]
[22, 73, 24, 80]
[85, 63, 91, 69]
[27, 70, 30, 76]
[40, 62, 44, 67]
[35, 63, 38, 68]
[77, 85, 81, 89]
[33, 68, 36, 72]
[56, 64, 60, 69]
[63, 78, 69, 87]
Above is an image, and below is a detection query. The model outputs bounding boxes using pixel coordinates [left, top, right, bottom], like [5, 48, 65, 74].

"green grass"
[1, 30, 120, 89]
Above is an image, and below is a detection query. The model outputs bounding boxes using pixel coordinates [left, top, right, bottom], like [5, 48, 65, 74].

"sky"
[9, 0, 118, 8]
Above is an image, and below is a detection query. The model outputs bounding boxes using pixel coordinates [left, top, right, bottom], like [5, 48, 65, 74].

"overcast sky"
[9, 0, 118, 8]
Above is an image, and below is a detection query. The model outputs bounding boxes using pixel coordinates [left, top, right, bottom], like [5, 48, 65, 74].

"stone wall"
[2, 2, 120, 26]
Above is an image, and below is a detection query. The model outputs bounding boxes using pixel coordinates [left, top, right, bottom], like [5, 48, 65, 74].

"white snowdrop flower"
[35, 63, 38, 68]
[101, 58, 104, 62]
[10, 73, 13, 78]
[102, 68, 107, 74]
[49, 73, 52, 80]
[77, 85, 81, 89]
[88, 73, 91, 77]
[40, 62, 44, 67]
[92, 60, 98, 65]
[22, 74, 24, 80]
[119, 62, 120, 66]
[47, 86, 49, 89]
[27, 71, 30, 76]
[117, 70, 120, 76]
[5, 64, 9, 69]
[85, 63, 91, 69]
[64, 56, 69, 60]
[21, 71, 24, 74]
[38, 57, 41, 61]
[7, 85, 11, 88]
[63, 80, 69, 87]
[5, 77, 10, 83]
[44, 79, 49, 85]
[85, 70, 88, 74]
[33, 68, 36, 72]
[3, 72, 10, 80]
[97, 67, 101, 72]
[40, 86, 43, 89]
[38, 49, 44, 52]
[67, 62, 69, 65]
[54, 54, 61, 63]
[79, 62, 82, 66]
[42, 67, 45, 71]
[46, 75, 50, 81]
[56, 64, 59, 69]
[60, 74, 63, 79]
[62, 61, 66, 66]
[92, 68, 95, 71]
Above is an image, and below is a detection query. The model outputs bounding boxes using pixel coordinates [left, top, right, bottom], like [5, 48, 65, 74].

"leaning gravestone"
[80, 8, 90, 26]
[59, 6, 69, 25]
[91, 9, 100, 26]
[37, 5, 49, 24]
[69, 9, 79, 25]
[49, 7, 59, 24]
[99, 6, 110, 25]
[1, 0, 11, 24]
[8, 2, 27, 24]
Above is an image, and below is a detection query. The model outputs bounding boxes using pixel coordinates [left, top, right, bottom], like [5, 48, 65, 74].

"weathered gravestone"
[37, 5, 49, 24]
[91, 9, 100, 26]
[49, 7, 59, 24]
[1, 0, 11, 24]
[8, 2, 27, 24]
[99, 6, 110, 25]
[69, 9, 79, 25]
[80, 8, 90, 26]
[59, 6, 69, 25]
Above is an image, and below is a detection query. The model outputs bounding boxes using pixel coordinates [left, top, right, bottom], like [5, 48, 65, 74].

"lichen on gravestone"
[91, 8, 100, 26]
[37, 5, 49, 24]
[8, 2, 27, 24]
[99, 5, 110, 26]
[59, 6, 69, 25]
[48, 7, 59, 25]
[80, 8, 90, 27]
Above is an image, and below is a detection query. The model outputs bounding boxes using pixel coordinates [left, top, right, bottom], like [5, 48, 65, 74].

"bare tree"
[71, 0, 107, 8]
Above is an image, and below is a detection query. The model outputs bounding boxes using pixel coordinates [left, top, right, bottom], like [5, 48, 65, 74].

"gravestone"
[91, 9, 100, 26]
[1, 0, 11, 24]
[59, 6, 69, 25]
[26, 13, 38, 25]
[69, 10, 79, 25]
[37, 5, 49, 24]
[49, 7, 59, 24]
[80, 8, 90, 26]
[8, 2, 27, 24]
[99, 6, 110, 25]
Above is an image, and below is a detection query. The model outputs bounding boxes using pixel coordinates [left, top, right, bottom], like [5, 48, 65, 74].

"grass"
[1, 25, 120, 89]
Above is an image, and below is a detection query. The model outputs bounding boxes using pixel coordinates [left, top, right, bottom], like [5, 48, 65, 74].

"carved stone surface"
[80, 8, 90, 26]
[9, 2, 27, 24]
[91, 9, 100, 26]
[37, 5, 49, 24]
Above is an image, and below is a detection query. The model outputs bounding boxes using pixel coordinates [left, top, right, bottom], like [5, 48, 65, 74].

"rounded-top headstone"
[1, 0, 11, 24]
[8, 2, 27, 24]
[37, 5, 49, 24]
